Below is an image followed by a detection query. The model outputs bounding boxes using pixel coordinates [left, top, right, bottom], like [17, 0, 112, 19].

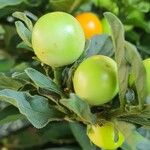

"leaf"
[60, 94, 95, 124]
[104, 12, 129, 108]
[12, 11, 33, 31]
[0, 0, 24, 9]
[0, 105, 25, 125]
[45, 147, 81, 150]
[115, 121, 150, 150]
[17, 41, 33, 51]
[49, 0, 87, 13]
[125, 41, 146, 109]
[69, 122, 97, 150]
[0, 73, 26, 90]
[24, 0, 42, 7]
[0, 119, 29, 138]
[0, 89, 64, 128]
[25, 67, 62, 95]
[40, 122, 72, 141]
[0, 25, 5, 34]
[0, 122, 72, 148]
[83, 34, 114, 58]
[12, 72, 31, 83]
[15, 21, 32, 47]
[138, 126, 150, 141]
[139, 105, 150, 119]
[119, 116, 150, 126]
[49, 0, 75, 12]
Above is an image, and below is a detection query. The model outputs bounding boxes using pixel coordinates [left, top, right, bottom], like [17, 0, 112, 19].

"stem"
[69, 0, 82, 13]
[53, 67, 63, 87]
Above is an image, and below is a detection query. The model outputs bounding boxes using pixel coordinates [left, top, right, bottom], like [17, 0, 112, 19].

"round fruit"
[75, 12, 103, 39]
[32, 12, 85, 67]
[87, 122, 124, 149]
[101, 18, 111, 35]
[143, 58, 150, 95]
[73, 55, 118, 106]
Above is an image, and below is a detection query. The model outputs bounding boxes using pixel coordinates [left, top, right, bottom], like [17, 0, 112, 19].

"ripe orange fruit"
[75, 12, 103, 39]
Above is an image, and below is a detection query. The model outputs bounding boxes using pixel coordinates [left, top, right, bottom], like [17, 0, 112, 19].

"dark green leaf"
[69, 122, 97, 150]
[115, 121, 150, 150]
[40, 122, 72, 141]
[0, 25, 5, 34]
[0, 73, 25, 90]
[0, 89, 64, 128]
[17, 41, 33, 51]
[12, 11, 33, 31]
[138, 126, 150, 141]
[83, 34, 114, 58]
[24, 0, 42, 7]
[0, 105, 25, 125]
[25, 67, 62, 95]
[119, 116, 150, 126]
[0, 0, 24, 9]
[125, 41, 146, 109]
[49, 0, 87, 13]
[60, 94, 95, 124]
[0, 119, 29, 138]
[12, 72, 31, 83]
[104, 12, 128, 108]
[15, 21, 32, 47]
[49, 0, 75, 12]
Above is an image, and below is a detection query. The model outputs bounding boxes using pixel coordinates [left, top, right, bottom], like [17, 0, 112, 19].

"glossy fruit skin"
[75, 12, 103, 39]
[143, 58, 150, 95]
[87, 122, 124, 149]
[73, 55, 118, 106]
[101, 18, 111, 35]
[32, 12, 85, 67]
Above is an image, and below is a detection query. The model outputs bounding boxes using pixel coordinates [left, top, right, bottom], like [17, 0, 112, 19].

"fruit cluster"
[31, 11, 149, 149]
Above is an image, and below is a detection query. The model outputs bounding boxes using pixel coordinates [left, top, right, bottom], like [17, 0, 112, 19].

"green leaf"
[138, 126, 150, 141]
[69, 122, 97, 150]
[139, 105, 150, 119]
[83, 34, 114, 58]
[0, 58, 15, 72]
[12, 72, 31, 83]
[125, 41, 146, 109]
[15, 21, 32, 47]
[49, 0, 75, 12]
[0, 89, 64, 128]
[0, 25, 5, 34]
[0, 105, 25, 125]
[60, 94, 95, 124]
[49, 0, 87, 13]
[12, 11, 33, 31]
[119, 116, 150, 126]
[0, 0, 24, 9]
[17, 41, 33, 51]
[25, 67, 62, 95]
[40, 122, 72, 141]
[0, 73, 25, 90]
[115, 121, 150, 150]
[24, 0, 42, 7]
[104, 12, 128, 108]
[47, 147, 81, 150]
